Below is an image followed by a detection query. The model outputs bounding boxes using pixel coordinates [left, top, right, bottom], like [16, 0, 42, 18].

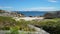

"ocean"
[17, 11, 47, 16]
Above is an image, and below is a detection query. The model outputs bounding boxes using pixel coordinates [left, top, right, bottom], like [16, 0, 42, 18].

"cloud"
[0, 6, 12, 9]
[0, 6, 14, 11]
[20, 7, 57, 11]
[48, 0, 57, 2]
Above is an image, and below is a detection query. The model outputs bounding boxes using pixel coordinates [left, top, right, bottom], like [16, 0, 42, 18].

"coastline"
[13, 17, 44, 21]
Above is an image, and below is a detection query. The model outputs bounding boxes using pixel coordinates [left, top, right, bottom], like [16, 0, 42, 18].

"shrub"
[10, 26, 19, 34]
[30, 19, 60, 34]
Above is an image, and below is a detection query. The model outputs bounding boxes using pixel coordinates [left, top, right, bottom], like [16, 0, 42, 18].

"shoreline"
[13, 17, 44, 21]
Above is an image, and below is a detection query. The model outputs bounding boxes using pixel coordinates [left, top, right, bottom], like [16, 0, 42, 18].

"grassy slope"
[0, 16, 35, 31]
[30, 18, 60, 34]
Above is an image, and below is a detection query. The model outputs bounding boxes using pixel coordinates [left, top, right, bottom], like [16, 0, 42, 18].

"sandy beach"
[13, 17, 44, 21]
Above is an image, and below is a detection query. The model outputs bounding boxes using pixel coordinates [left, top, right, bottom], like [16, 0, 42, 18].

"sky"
[0, 0, 60, 11]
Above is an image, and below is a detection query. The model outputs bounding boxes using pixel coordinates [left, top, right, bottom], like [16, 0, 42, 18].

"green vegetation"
[30, 18, 60, 34]
[9, 26, 19, 34]
[0, 16, 60, 34]
[0, 16, 18, 30]
[0, 16, 35, 31]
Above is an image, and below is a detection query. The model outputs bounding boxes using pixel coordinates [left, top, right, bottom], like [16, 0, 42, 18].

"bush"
[0, 16, 36, 31]
[30, 19, 60, 34]
[10, 26, 19, 34]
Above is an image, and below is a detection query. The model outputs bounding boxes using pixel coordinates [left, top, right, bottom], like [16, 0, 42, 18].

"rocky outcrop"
[0, 10, 24, 17]
[44, 11, 60, 19]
